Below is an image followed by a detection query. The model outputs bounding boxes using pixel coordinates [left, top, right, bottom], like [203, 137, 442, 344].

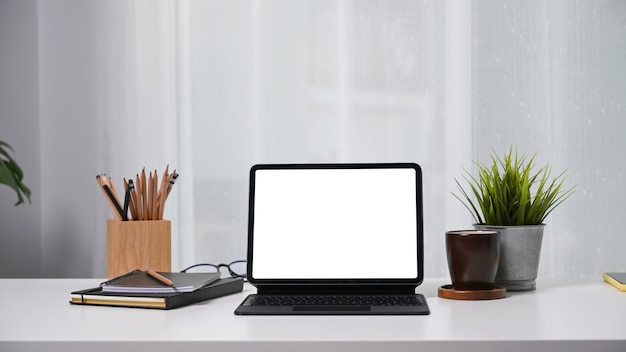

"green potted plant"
[0, 141, 31, 205]
[453, 147, 574, 291]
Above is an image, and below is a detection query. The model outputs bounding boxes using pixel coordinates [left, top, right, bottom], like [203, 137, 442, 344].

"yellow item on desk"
[603, 272, 626, 291]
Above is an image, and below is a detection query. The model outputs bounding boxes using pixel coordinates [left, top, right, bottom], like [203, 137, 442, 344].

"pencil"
[152, 170, 158, 220]
[135, 174, 143, 220]
[96, 175, 123, 221]
[97, 175, 125, 220]
[96, 167, 178, 222]
[166, 172, 179, 199]
[107, 176, 127, 221]
[147, 269, 173, 286]
[141, 168, 148, 220]
[157, 165, 169, 220]
[147, 170, 154, 220]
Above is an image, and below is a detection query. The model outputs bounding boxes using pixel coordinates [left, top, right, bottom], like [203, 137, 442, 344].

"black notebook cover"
[70, 277, 244, 310]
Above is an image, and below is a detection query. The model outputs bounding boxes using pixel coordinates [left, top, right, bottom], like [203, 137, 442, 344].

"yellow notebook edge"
[70, 294, 166, 308]
[602, 272, 626, 292]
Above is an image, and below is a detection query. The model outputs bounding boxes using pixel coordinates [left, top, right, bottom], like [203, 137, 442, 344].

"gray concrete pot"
[473, 224, 545, 291]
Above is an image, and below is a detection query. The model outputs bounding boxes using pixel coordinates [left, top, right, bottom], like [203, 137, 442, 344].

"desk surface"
[1, 278, 625, 352]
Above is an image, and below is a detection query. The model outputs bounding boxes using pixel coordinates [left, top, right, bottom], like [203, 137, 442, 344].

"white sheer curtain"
[470, 0, 626, 278]
[176, 0, 626, 278]
[90, 0, 185, 273]
[27, 0, 625, 278]
[179, 0, 460, 276]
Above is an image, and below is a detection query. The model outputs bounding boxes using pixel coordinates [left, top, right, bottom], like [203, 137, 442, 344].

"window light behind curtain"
[471, 0, 626, 278]
[168, 0, 626, 278]
[181, 0, 456, 276]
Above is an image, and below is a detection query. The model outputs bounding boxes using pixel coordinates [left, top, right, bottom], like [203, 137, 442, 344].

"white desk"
[1, 278, 624, 352]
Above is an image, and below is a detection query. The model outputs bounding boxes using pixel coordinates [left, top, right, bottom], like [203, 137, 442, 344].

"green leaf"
[0, 141, 31, 205]
[451, 146, 575, 226]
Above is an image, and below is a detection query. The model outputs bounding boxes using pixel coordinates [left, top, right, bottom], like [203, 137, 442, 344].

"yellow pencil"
[134, 174, 143, 220]
[141, 168, 148, 220]
[152, 170, 158, 220]
[147, 269, 173, 286]
[157, 165, 169, 220]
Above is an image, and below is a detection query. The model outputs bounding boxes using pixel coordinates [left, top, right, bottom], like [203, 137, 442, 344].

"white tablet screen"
[250, 167, 419, 280]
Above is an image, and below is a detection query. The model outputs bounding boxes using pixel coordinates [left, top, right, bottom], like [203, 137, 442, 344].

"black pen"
[123, 180, 132, 221]
[127, 179, 138, 220]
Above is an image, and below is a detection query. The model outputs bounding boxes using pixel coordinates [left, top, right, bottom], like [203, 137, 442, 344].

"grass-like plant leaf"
[453, 147, 574, 226]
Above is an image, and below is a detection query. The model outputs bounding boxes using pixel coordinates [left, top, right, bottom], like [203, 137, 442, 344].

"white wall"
[38, 0, 102, 277]
[0, 0, 182, 278]
[0, 0, 42, 277]
[0, 0, 104, 278]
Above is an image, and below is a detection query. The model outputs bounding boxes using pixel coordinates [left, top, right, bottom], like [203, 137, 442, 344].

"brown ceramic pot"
[446, 230, 500, 290]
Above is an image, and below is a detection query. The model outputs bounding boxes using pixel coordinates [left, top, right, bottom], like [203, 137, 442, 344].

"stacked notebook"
[70, 270, 243, 310]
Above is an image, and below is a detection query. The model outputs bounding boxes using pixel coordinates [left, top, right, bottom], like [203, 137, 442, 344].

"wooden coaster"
[438, 284, 506, 300]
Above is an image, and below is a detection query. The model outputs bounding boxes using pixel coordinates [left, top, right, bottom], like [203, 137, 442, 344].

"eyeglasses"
[181, 260, 247, 280]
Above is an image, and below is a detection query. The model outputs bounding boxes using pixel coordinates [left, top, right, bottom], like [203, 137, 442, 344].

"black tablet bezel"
[245, 163, 424, 291]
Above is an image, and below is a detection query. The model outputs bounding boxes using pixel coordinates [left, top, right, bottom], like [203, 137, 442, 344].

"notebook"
[100, 270, 221, 294]
[234, 163, 430, 315]
[71, 277, 244, 310]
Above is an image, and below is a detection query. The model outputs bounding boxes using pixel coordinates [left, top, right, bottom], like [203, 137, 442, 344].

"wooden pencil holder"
[107, 219, 171, 279]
